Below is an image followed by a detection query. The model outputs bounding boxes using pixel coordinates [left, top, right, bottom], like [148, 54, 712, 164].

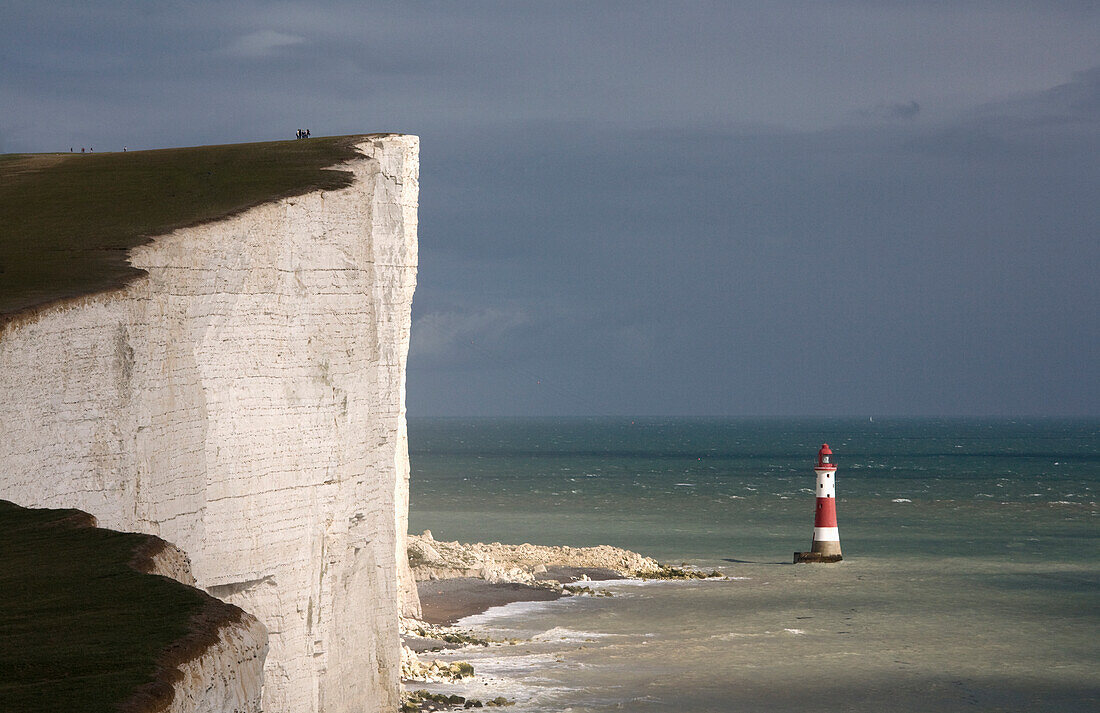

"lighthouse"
[794, 444, 843, 563]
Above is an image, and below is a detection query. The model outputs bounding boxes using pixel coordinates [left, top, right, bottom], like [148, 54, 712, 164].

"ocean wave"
[711, 627, 806, 640]
[533, 626, 620, 643]
[411, 661, 577, 709]
[456, 597, 568, 627]
[595, 577, 728, 591]
[448, 651, 560, 670]
[891, 498, 912, 503]
[709, 632, 760, 640]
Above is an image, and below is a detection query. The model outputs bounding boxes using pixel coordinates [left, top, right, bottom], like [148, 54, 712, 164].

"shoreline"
[405, 531, 720, 630]
[416, 567, 624, 626]
[400, 534, 726, 711]
[416, 578, 561, 627]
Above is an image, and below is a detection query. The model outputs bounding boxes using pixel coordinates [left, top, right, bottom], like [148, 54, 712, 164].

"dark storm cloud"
[905, 67, 1100, 159]
[3, 2, 1098, 415]
[411, 76, 1100, 416]
[859, 101, 921, 120]
[7, 1, 1100, 148]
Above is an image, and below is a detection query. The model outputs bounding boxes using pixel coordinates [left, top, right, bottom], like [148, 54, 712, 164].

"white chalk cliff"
[0, 135, 419, 712]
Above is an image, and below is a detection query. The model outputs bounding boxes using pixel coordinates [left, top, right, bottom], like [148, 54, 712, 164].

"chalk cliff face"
[0, 136, 419, 712]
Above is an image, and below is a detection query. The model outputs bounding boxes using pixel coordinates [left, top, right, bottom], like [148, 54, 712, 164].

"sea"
[407, 418, 1099, 712]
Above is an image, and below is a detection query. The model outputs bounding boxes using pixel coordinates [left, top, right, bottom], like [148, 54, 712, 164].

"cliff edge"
[0, 500, 266, 713]
[0, 135, 419, 712]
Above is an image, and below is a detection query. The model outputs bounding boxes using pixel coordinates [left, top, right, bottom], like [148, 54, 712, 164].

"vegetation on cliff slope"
[0, 135, 369, 319]
[0, 500, 238, 712]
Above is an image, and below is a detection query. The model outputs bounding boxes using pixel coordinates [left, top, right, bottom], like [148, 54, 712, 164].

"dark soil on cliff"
[0, 499, 244, 713]
[0, 135, 370, 321]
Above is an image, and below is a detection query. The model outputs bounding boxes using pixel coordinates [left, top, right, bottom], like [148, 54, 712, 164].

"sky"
[2, 1, 1098, 416]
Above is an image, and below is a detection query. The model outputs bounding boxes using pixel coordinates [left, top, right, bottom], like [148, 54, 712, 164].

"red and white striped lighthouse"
[795, 444, 843, 563]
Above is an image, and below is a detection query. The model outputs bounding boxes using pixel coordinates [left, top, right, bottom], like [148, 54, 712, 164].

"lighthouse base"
[794, 552, 843, 564]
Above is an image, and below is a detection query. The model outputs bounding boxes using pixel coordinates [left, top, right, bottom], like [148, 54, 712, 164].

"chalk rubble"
[407, 530, 664, 584]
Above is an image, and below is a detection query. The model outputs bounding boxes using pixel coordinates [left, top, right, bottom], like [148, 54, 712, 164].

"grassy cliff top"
[0, 135, 372, 321]
[0, 499, 244, 712]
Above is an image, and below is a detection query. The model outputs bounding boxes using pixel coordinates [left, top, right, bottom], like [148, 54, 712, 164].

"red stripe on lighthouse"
[814, 496, 837, 528]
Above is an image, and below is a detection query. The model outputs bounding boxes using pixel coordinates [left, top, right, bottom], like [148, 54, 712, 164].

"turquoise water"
[408, 418, 1099, 712]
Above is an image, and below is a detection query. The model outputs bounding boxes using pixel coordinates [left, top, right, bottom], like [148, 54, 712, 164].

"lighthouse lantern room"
[795, 443, 843, 563]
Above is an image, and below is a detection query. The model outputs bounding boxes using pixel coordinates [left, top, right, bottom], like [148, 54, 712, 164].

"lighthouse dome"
[817, 443, 836, 468]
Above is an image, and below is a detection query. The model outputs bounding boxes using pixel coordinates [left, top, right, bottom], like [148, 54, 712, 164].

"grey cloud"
[856, 100, 921, 121]
[6, 1, 1100, 152]
[3, 2, 1098, 415]
[885, 101, 921, 119]
[975, 64, 1100, 127]
[410, 74, 1100, 415]
[412, 307, 531, 363]
[903, 65, 1100, 159]
[224, 30, 306, 58]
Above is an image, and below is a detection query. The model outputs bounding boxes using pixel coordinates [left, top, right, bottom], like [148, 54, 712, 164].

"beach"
[417, 566, 634, 626]
[416, 579, 563, 627]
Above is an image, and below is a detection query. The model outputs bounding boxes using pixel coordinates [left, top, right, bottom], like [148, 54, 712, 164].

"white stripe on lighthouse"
[817, 479, 835, 497]
[813, 527, 840, 541]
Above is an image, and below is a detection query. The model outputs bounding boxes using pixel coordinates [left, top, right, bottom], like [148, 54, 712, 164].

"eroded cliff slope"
[0, 135, 419, 712]
[0, 500, 266, 713]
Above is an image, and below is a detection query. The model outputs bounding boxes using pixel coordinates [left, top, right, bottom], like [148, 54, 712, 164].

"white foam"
[456, 597, 566, 628]
[533, 627, 618, 643]
[709, 632, 760, 640]
[406, 662, 574, 709]
[587, 575, 733, 594]
[892, 498, 912, 503]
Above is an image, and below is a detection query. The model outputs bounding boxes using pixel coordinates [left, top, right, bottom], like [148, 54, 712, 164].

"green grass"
[0, 136, 371, 319]
[0, 500, 229, 712]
